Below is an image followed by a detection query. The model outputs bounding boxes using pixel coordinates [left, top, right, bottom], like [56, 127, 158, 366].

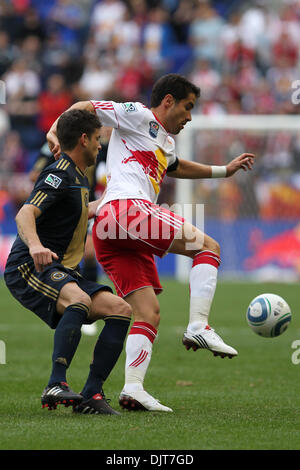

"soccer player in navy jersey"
[5, 109, 131, 415]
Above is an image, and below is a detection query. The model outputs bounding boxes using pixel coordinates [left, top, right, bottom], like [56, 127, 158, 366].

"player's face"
[166, 93, 197, 135]
[85, 129, 102, 166]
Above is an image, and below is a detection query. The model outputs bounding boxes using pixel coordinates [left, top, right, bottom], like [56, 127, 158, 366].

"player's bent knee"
[212, 240, 220, 256]
[151, 311, 160, 329]
[133, 305, 160, 328]
[66, 292, 91, 312]
[57, 283, 92, 314]
[89, 291, 132, 321]
[203, 238, 220, 257]
[147, 306, 160, 329]
[113, 298, 132, 319]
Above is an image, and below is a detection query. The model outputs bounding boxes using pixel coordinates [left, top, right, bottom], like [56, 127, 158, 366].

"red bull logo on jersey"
[121, 139, 167, 194]
[122, 149, 159, 180]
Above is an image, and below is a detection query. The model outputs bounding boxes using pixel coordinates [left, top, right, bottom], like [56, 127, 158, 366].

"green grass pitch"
[0, 277, 299, 450]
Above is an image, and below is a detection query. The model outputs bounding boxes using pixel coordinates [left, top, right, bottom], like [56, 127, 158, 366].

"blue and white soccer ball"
[246, 293, 292, 338]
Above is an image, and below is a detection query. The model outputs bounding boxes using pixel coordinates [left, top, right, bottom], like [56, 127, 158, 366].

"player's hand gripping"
[29, 244, 59, 273]
[226, 153, 255, 177]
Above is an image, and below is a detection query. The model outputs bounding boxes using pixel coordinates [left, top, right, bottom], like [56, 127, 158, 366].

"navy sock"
[81, 316, 131, 399]
[48, 303, 89, 386]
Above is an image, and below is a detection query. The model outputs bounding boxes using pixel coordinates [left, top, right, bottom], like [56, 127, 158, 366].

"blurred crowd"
[1, 0, 300, 223]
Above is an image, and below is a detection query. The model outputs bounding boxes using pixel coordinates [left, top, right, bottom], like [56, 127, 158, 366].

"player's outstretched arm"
[47, 101, 95, 160]
[16, 204, 58, 272]
[167, 153, 255, 179]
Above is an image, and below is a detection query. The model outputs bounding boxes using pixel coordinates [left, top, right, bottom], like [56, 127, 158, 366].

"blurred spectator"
[189, 59, 221, 101]
[251, 79, 276, 115]
[272, 31, 299, 68]
[15, 6, 46, 44]
[142, 6, 176, 75]
[261, 132, 293, 171]
[0, 130, 28, 174]
[90, 0, 127, 51]
[0, 31, 18, 76]
[18, 35, 42, 73]
[4, 57, 40, 100]
[276, 3, 300, 46]
[41, 30, 71, 77]
[266, 57, 297, 106]
[171, 0, 195, 44]
[238, 2, 266, 50]
[4, 58, 41, 150]
[48, 0, 88, 55]
[223, 38, 256, 75]
[38, 73, 73, 134]
[111, 9, 142, 64]
[0, 1, 24, 39]
[189, 1, 225, 68]
[219, 179, 242, 221]
[128, 0, 148, 25]
[79, 57, 116, 97]
[114, 53, 153, 101]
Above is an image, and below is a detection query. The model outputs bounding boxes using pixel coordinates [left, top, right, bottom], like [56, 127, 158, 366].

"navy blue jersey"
[6, 153, 90, 271]
[30, 141, 108, 202]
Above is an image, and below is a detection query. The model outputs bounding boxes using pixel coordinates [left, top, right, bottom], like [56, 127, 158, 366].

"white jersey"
[91, 100, 177, 212]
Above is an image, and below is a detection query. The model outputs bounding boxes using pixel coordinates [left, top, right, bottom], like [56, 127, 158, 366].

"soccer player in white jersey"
[47, 74, 255, 413]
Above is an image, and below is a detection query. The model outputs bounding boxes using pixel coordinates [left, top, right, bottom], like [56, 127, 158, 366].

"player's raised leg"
[169, 222, 238, 358]
[119, 287, 173, 412]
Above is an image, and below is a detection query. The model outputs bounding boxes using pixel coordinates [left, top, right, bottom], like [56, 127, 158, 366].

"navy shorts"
[4, 260, 112, 329]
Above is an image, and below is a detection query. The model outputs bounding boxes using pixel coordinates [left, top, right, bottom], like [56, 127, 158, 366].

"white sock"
[123, 322, 157, 392]
[188, 250, 221, 331]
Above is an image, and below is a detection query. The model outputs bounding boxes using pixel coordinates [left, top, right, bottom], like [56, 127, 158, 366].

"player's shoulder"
[121, 101, 147, 111]
[36, 156, 72, 190]
[53, 155, 74, 173]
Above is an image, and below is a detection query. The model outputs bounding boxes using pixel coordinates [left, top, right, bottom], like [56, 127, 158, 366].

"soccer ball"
[246, 293, 291, 338]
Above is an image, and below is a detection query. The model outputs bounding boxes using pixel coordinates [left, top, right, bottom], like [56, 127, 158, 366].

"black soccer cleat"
[73, 391, 121, 415]
[41, 381, 83, 410]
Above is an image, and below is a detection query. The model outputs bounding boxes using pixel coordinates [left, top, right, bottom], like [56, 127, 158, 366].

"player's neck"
[150, 107, 169, 132]
[64, 150, 88, 173]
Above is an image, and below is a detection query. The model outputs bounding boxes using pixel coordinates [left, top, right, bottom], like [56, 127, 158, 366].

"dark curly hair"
[57, 109, 102, 151]
[150, 74, 200, 107]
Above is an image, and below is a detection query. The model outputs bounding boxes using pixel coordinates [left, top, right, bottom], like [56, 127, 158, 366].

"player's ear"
[80, 133, 89, 147]
[163, 94, 175, 109]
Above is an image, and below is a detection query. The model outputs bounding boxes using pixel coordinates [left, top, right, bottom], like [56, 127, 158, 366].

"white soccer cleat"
[119, 388, 173, 412]
[182, 324, 238, 358]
